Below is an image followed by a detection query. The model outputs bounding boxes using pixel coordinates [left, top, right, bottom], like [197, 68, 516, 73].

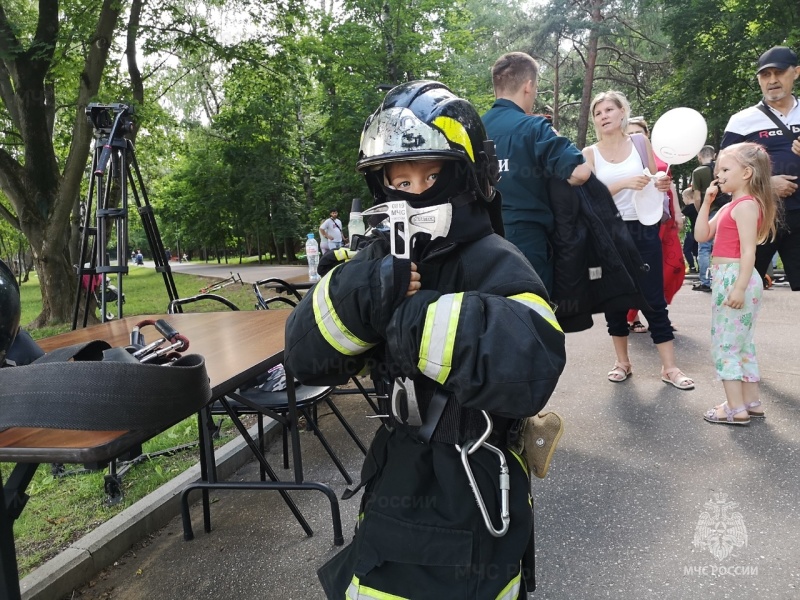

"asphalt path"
[164, 259, 308, 284]
[63, 276, 800, 600]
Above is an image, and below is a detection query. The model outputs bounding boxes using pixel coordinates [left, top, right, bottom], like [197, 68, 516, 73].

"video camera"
[85, 103, 134, 137]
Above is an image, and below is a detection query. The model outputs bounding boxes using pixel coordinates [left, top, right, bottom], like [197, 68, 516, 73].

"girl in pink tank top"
[694, 142, 780, 426]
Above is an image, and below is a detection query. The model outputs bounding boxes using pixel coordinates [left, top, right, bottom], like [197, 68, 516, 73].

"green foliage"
[661, 0, 800, 145]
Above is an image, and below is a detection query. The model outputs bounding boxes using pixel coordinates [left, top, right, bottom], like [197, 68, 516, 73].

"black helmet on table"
[0, 259, 21, 365]
[357, 80, 500, 205]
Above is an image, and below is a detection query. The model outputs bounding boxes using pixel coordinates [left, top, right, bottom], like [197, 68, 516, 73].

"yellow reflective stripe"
[509, 292, 563, 333]
[312, 268, 377, 356]
[432, 115, 475, 162]
[334, 248, 357, 261]
[496, 570, 522, 600]
[347, 576, 410, 600]
[347, 567, 518, 599]
[418, 292, 463, 384]
[508, 447, 527, 474]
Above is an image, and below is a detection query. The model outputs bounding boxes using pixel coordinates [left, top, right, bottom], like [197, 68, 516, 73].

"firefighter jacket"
[285, 203, 566, 599]
[548, 174, 649, 333]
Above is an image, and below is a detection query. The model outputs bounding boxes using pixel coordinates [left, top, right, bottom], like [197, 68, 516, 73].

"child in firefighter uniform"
[285, 81, 566, 599]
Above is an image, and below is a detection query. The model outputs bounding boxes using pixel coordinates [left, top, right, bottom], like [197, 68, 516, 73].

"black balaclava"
[377, 160, 494, 260]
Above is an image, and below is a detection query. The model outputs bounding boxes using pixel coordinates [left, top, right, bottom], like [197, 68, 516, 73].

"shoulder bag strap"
[630, 133, 649, 169]
[756, 101, 795, 138]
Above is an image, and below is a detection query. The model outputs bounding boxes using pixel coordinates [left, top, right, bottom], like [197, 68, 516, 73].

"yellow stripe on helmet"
[432, 116, 474, 162]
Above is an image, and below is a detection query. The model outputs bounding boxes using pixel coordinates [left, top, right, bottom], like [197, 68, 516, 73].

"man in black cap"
[721, 46, 800, 289]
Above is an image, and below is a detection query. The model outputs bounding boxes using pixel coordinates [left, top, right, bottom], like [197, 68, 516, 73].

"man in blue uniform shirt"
[482, 51, 591, 294]
[721, 45, 800, 289]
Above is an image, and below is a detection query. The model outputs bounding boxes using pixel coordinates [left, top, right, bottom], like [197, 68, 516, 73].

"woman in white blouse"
[581, 90, 694, 391]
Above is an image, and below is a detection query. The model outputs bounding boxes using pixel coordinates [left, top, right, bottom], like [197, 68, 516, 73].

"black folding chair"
[219, 375, 367, 485]
[253, 278, 302, 310]
[169, 293, 356, 545]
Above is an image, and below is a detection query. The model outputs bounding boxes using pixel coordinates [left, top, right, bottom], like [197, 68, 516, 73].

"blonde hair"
[589, 90, 631, 140]
[718, 142, 780, 243]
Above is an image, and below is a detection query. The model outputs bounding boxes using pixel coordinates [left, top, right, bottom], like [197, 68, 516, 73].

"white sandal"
[607, 361, 632, 383]
[661, 367, 694, 390]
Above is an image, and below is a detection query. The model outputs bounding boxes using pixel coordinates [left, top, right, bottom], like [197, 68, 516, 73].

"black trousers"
[605, 221, 674, 344]
[755, 209, 800, 290]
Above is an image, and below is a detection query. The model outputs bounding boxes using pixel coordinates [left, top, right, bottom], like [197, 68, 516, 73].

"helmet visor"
[359, 107, 460, 170]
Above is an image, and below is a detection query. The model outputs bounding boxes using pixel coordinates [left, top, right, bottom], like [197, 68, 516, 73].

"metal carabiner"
[456, 410, 510, 538]
[138, 340, 186, 364]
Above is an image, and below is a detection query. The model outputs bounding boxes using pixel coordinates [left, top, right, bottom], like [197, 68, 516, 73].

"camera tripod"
[72, 103, 180, 329]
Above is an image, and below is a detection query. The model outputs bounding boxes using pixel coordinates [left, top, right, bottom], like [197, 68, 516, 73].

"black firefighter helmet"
[357, 80, 500, 205]
[0, 258, 21, 364]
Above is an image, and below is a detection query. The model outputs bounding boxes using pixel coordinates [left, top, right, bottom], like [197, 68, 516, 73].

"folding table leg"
[180, 480, 343, 546]
[300, 408, 353, 485]
[1, 464, 38, 600]
[0, 496, 21, 600]
[195, 409, 212, 533]
[324, 398, 368, 455]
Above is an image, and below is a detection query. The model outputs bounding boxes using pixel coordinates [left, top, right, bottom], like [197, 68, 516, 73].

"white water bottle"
[305, 233, 320, 281]
[348, 197, 366, 242]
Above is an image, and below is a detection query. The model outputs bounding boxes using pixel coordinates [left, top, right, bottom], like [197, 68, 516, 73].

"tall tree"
[0, 1, 120, 326]
[661, 0, 800, 147]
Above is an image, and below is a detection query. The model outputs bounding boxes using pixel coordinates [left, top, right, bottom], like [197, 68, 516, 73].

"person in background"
[694, 143, 779, 425]
[721, 45, 800, 291]
[319, 208, 344, 252]
[482, 51, 591, 294]
[286, 80, 566, 598]
[319, 219, 330, 254]
[692, 145, 720, 292]
[624, 116, 685, 333]
[582, 90, 694, 390]
[681, 186, 699, 273]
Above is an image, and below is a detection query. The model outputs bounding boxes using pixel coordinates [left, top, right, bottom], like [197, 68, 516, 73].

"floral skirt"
[710, 263, 762, 381]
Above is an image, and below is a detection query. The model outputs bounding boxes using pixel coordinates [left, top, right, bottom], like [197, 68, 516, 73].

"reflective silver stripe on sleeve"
[509, 292, 563, 333]
[418, 293, 462, 384]
[312, 268, 377, 355]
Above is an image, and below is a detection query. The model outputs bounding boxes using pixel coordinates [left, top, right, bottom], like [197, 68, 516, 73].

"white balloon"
[650, 107, 708, 165]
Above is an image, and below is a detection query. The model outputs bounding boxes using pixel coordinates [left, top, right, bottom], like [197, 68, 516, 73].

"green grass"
[5, 265, 292, 577]
[19, 262, 264, 335]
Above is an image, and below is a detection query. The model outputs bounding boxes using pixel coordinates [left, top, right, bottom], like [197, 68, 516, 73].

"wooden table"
[0, 311, 341, 600]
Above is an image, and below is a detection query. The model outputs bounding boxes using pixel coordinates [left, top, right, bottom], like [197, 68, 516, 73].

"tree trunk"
[26, 223, 75, 326]
[576, 0, 603, 148]
[0, 0, 121, 326]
